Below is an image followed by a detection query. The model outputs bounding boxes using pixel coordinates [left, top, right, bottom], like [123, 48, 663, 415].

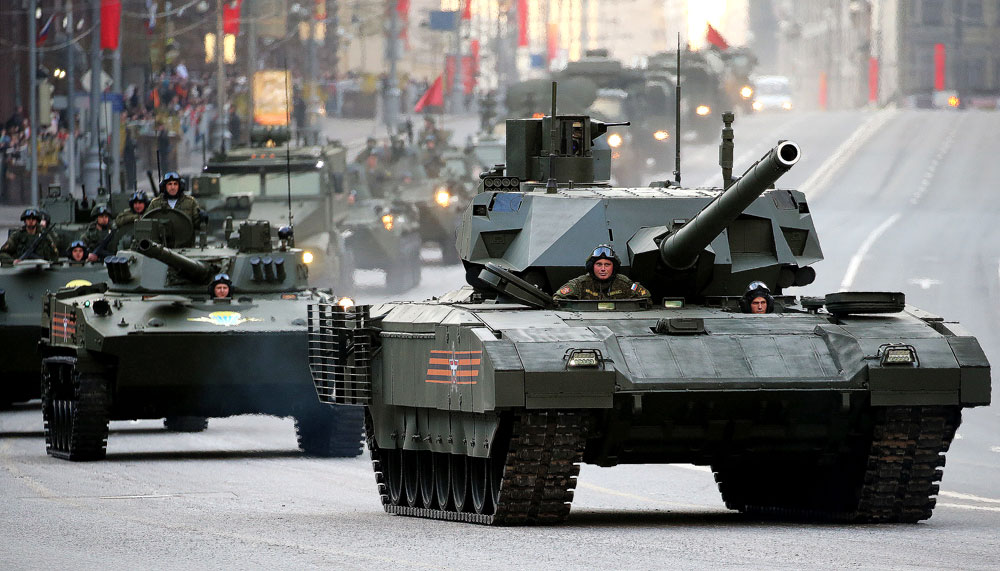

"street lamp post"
[383, 0, 400, 135]
[82, 0, 102, 197]
[29, 0, 39, 206]
[66, 0, 76, 195]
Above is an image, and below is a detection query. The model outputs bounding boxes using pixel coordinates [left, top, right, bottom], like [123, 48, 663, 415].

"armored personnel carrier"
[308, 94, 991, 524]
[194, 128, 357, 290]
[40, 215, 363, 460]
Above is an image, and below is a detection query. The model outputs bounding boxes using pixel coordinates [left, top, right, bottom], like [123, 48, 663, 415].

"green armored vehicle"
[40, 214, 363, 460]
[308, 99, 991, 524]
[194, 128, 355, 290]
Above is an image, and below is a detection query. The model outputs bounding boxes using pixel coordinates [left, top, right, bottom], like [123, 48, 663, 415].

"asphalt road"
[2, 109, 999, 569]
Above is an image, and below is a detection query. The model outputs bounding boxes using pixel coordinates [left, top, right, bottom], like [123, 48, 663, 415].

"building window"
[922, 0, 945, 25]
[964, 0, 984, 24]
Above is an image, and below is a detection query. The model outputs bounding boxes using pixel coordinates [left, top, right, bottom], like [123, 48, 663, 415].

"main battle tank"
[307, 95, 990, 524]
[40, 216, 363, 460]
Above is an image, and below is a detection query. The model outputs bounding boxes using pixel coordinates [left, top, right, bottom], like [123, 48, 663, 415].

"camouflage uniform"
[553, 273, 650, 301]
[80, 222, 115, 258]
[148, 194, 201, 223]
[0, 228, 59, 261]
[115, 209, 142, 227]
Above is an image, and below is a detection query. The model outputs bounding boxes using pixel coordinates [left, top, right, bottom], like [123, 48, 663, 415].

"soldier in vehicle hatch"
[0, 208, 59, 262]
[80, 205, 115, 262]
[67, 240, 88, 264]
[115, 190, 150, 227]
[739, 281, 775, 314]
[148, 171, 202, 226]
[553, 244, 650, 301]
[209, 273, 232, 299]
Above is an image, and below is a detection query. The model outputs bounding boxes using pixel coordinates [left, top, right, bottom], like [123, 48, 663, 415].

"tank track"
[43, 358, 111, 461]
[854, 405, 960, 522]
[715, 405, 960, 523]
[369, 410, 587, 525]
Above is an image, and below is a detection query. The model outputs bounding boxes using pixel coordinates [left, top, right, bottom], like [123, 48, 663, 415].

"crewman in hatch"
[553, 244, 650, 301]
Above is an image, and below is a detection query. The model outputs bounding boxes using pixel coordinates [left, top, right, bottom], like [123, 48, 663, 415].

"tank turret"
[460, 102, 818, 301]
[136, 239, 216, 283]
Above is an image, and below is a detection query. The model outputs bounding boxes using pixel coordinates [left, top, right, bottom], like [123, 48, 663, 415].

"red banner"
[934, 43, 946, 90]
[547, 22, 559, 66]
[445, 54, 478, 95]
[462, 0, 472, 20]
[100, 0, 122, 50]
[223, 0, 243, 36]
[868, 57, 879, 102]
[517, 0, 528, 47]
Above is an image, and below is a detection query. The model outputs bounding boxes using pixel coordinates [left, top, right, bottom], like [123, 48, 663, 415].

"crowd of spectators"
[1, 106, 72, 204]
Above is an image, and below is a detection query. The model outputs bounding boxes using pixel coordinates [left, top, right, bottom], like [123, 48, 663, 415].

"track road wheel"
[417, 450, 436, 509]
[163, 416, 209, 432]
[383, 447, 404, 506]
[41, 358, 110, 461]
[469, 456, 493, 515]
[434, 453, 452, 510]
[451, 454, 470, 512]
[294, 405, 364, 457]
[403, 449, 420, 507]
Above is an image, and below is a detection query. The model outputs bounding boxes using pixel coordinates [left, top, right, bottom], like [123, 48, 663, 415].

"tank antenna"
[283, 59, 293, 227]
[545, 81, 558, 194]
[673, 34, 682, 185]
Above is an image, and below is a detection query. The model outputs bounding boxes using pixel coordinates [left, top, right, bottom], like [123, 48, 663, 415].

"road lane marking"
[991, 446, 1000, 454]
[840, 213, 901, 291]
[939, 491, 1000, 505]
[800, 108, 898, 199]
[908, 277, 941, 290]
[938, 502, 1000, 513]
[577, 482, 727, 512]
[909, 122, 959, 205]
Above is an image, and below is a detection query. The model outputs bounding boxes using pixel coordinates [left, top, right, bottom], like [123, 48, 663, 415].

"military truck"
[40, 213, 363, 460]
[308, 99, 990, 524]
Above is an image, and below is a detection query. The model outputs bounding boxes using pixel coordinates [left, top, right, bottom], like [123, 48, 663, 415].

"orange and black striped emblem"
[52, 311, 76, 341]
[425, 349, 481, 385]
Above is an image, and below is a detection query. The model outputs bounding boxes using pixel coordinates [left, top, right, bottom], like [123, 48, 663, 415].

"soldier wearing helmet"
[740, 281, 776, 314]
[148, 171, 202, 225]
[80, 204, 115, 262]
[67, 240, 88, 263]
[115, 190, 150, 226]
[0, 208, 59, 262]
[553, 244, 650, 301]
[209, 273, 233, 299]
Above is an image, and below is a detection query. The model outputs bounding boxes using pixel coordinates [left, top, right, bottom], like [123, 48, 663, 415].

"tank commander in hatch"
[149, 171, 203, 228]
[67, 240, 88, 263]
[209, 273, 232, 299]
[740, 281, 775, 314]
[553, 244, 651, 301]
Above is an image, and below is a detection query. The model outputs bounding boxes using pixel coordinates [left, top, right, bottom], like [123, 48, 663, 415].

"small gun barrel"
[660, 140, 800, 270]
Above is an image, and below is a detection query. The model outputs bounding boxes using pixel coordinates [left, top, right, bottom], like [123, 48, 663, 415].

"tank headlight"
[316, 160, 324, 169]
[435, 188, 451, 207]
[607, 133, 623, 148]
[947, 95, 960, 108]
[782, 101, 793, 110]
[653, 130, 669, 141]
[740, 86, 753, 99]
[381, 213, 394, 231]
[880, 344, 918, 366]
[302, 251, 314, 264]
[337, 296, 355, 309]
[566, 348, 601, 368]
[752, 100, 764, 111]
[695, 105, 711, 116]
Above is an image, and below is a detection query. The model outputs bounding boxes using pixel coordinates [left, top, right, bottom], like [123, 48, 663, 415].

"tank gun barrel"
[136, 239, 215, 283]
[660, 140, 800, 270]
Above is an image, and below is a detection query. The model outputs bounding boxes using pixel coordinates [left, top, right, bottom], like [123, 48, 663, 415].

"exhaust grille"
[307, 303, 373, 405]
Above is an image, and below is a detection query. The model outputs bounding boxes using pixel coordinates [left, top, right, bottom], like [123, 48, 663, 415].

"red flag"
[396, 0, 409, 49]
[934, 43, 946, 90]
[100, 0, 122, 50]
[517, 0, 528, 47]
[223, 0, 242, 36]
[414, 75, 444, 112]
[705, 23, 729, 50]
